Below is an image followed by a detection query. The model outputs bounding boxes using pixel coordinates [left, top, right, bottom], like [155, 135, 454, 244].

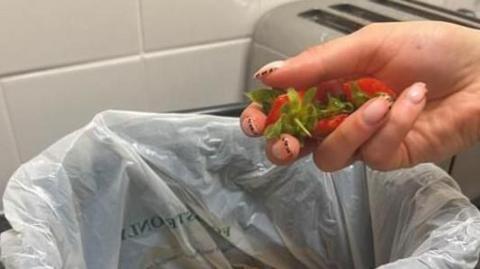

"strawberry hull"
[246, 77, 396, 146]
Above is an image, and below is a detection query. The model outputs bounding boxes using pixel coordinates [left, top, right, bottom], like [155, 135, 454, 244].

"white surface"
[2, 57, 148, 161]
[144, 39, 250, 112]
[0, 0, 140, 76]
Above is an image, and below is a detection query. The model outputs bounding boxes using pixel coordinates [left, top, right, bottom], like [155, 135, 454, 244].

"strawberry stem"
[294, 118, 312, 137]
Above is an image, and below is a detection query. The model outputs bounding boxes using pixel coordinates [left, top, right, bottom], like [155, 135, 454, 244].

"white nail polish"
[362, 97, 390, 125]
[253, 60, 285, 79]
[272, 135, 292, 159]
[407, 82, 427, 104]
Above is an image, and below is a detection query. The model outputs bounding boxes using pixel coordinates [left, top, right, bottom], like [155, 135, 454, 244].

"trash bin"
[1, 111, 479, 268]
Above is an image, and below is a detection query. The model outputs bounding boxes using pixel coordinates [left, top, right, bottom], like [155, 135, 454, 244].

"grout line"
[145, 38, 252, 58]
[0, 82, 23, 165]
[0, 38, 252, 82]
[0, 55, 142, 82]
[242, 39, 255, 95]
[134, 0, 150, 110]
[135, 0, 146, 55]
[0, 51, 142, 80]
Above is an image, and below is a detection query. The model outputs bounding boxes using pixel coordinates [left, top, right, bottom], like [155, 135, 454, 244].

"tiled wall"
[0, 0, 303, 210]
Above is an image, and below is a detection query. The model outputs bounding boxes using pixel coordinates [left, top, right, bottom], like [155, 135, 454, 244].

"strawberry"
[314, 82, 344, 104]
[265, 94, 289, 127]
[313, 114, 348, 138]
[245, 77, 396, 145]
[262, 88, 319, 141]
[245, 88, 285, 114]
[247, 87, 351, 142]
[343, 77, 396, 107]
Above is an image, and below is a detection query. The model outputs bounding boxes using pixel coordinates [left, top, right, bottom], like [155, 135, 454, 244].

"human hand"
[240, 21, 480, 171]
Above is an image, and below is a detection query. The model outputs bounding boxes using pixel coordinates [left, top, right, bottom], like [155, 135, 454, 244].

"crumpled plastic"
[1, 111, 479, 269]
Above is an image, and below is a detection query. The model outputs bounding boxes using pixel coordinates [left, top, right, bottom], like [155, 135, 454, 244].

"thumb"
[254, 30, 382, 90]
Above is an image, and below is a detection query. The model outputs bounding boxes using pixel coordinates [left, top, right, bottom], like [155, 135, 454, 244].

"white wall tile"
[140, 0, 260, 51]
[0, 0, 140, 76]
[144, 39, 250, 112]
[2, 57, 148, 161]
[0, 86, 21, 210]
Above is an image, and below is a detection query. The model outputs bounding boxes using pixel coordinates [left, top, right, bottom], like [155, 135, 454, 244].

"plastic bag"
[1, 111, 479, 269]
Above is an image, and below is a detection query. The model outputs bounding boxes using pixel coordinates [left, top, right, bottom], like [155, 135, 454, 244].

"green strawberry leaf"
[351, 82, 370, 108]
[245, 89, 272, 102]
[303, 87, 317, 105]
[343, 102, 355, 113]
[248, 86, 356, 144]
[245, 89, 284, 113]
[294, 118, 312, 137]
[313, 95, 355, 119]
[286, 88, 301, 113]
[304, 104, 318, 131]
[264, 114, 284, 139]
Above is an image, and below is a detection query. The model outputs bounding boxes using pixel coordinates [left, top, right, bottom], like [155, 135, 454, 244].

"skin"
[240, 21, 480, 171]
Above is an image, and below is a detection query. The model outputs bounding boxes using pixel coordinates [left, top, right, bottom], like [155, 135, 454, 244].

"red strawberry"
[357, 78, 396, 97]
[343, 77, 396, 107]
[245, 77, 396, 144]
[261, 88, 320, 140]
[314, 82, 344, 104]
[265, 94, 289, 127]
[313, 114, 349, 138]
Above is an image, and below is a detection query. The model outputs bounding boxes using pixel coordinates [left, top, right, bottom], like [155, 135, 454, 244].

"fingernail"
[253, 60, 285, 79]
[407, 82, 427, 104]
[272, 135, 295, 160]
[362, 96, 392, 125]
[241, 117, 260, 136]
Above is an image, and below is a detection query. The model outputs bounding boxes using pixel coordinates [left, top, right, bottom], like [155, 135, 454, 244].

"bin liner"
[1, 111, 479, 269]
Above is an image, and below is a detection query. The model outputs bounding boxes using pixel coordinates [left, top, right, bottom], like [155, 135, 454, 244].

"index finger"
[255, 27, 387, 90]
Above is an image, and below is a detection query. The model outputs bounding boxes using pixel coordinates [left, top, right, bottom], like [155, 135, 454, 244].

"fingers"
[265, 134, 301, 165]
[313, 96, 393, 172]
[248, 83, 428, 170]
[253, 31, 381, 90]
[240, 103, 304, 165]
[240, 103, 267, 137]
[361, 82, 428, 170]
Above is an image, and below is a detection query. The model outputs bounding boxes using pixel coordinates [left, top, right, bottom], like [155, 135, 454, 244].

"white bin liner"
[1, 111, 479, 269]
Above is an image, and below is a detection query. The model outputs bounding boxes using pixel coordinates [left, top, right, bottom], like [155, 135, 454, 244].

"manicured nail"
[362, 96, 392, 125]
[271, 134, 299, 160]
[241, 117, 260, 136]
[407, 82, 427, 104]
[254, 60, 285, 79]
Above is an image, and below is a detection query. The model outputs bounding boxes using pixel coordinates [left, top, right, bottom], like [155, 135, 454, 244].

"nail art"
[253, 60, 285, 79]
[281, 136, 293, 156]
[272, 135, 294, 160]
[381, 94, 394, 110]
[242, 117, 259, 136]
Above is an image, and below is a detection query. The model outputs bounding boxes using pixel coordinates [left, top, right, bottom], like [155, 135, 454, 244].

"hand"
[240, 21, 480, 171]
